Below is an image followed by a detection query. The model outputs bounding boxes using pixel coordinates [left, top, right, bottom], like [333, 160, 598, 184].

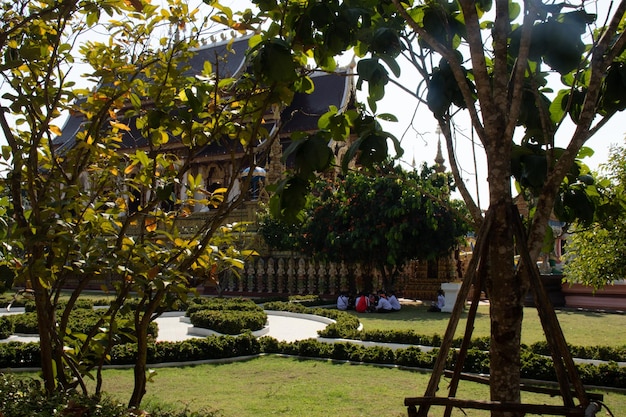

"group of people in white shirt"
[337, 291, 401, 313]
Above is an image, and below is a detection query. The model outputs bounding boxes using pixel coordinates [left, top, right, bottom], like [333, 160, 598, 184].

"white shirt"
[376, 296, 392, 311]
[388, 295, 401, 310]
[437, 294, 445, 309]
[337, 295, 349, 310]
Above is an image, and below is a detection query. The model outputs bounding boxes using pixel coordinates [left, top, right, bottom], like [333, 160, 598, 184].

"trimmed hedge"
[186, 297, 263, 316]
[189, 310, 267, 335]
[184, 297, 267, 335]
[0, 316, 14, 340]
[1, 334, 625, 388]
[24, 299, 95, 313]
[109, 334, 262, 365]
[8, 310, 158, 341]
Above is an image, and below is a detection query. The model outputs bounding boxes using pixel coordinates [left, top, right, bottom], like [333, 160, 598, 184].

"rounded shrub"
[0, 316, 14, 339]
[189, 309, 267, 335]
[12, 312, 39, 334]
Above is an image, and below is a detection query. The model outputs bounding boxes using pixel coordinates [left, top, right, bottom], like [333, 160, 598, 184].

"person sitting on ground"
[428, 289, 445, 312]
[368, 292, 378, 312]
[375, 292, 392, 313]
[388, 292, 401, 312]
[354, 292, 369, 313]
[337, 292, 349, 311]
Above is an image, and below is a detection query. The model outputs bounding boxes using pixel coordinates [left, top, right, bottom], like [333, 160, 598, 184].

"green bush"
[8, 310, 157, 342]
[189, 309, 267, 335]
[263, 301, 308, 313]
[287, 295, 329, 307]
[186, 297, 262, 316]
[0, 316, 14, 339]
[528, 341, 626, 362]
[395, 346, 439, 369]
[109, 334, 261, 364]
[11, 312, 38, 334]
[24, 298, 94, 313]
[1, 334, 625, 388]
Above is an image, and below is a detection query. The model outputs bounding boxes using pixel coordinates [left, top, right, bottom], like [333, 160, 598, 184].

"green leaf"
[253, 39, 297, 83]
[508, 0, 521, 20]
[377, 113, 398, 122]
[184, 88, 202, 115]
[378, 53, 401, 78]
[294, 133, 334, 179]
[549, 90, 569, 124]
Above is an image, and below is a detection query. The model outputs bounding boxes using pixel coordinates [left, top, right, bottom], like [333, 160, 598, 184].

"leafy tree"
[563, 144, 626, 288]
[300, 164, 468, 291]
[0, 0, 301, 408]
[214, 0, 626, 413]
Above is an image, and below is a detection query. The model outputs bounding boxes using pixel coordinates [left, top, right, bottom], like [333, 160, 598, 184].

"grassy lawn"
[350, 303, 626, 347]
[9, 300, 626, 416]
[77, 356, 625, 417]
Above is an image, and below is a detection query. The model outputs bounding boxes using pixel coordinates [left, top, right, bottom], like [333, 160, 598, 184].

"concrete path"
[0, 309, 330, 344]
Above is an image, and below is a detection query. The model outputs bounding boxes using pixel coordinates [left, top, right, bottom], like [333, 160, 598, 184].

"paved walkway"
[0, 309, 330, 344]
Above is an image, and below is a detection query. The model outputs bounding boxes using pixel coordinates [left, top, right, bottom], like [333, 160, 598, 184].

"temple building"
[54, 33, 356, 214]
[54, 32, 460, 301]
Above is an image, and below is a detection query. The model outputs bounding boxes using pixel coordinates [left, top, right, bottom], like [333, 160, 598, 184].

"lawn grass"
[8, 299, 626, 416]
[351, 303, 626, 347]
[77, 356, 626, 417]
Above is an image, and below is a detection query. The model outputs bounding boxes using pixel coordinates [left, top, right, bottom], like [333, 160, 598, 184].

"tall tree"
[215, 0, 626, 414]
[299, 165, 468, 291]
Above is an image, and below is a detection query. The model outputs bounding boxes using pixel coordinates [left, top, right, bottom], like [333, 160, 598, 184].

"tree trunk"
[128, 327, 148, 409]
[32, 281, 57, 394]
[128, 290, 165, 409]
[484, 142, 527, 416]
[486, 205, 524, 416]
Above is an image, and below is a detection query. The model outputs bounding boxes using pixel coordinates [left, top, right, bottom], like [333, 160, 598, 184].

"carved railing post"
[328, 262, 337, 295]
[266, 258, 275, 293]
[277, 258, 286, 293]
[287, 258, 295, 294]
[256, 258, 265, 292]
[297, 258, 306, 294]
[354, 263, 363, 292]
[340, 261, 348, 292]
[246, 261, 255, 293]
[307, 260, 316, 293]
[317, 261, 326, 294]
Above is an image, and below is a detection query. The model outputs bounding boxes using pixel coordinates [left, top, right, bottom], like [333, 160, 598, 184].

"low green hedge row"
[2, 335, 625, 388]
[528, 340, 626, 363]
[24, 299, 96, 313]
[0, 333, 626, 387]
[109, 334, 262, 365]
[189, 310, 267, 335]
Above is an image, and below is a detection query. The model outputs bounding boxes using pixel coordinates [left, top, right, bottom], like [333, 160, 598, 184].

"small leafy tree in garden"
[300, 164, 469, 291]
[0, 0, 303, 409]
[214, 0, 626, 413]
[563, 144, 626, 288]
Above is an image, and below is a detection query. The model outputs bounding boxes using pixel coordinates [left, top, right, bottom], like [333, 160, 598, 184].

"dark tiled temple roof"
[53, 34, 352, 152]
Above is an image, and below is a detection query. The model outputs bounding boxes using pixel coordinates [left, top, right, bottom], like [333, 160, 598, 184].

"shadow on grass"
[346, 305, 489, 324]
